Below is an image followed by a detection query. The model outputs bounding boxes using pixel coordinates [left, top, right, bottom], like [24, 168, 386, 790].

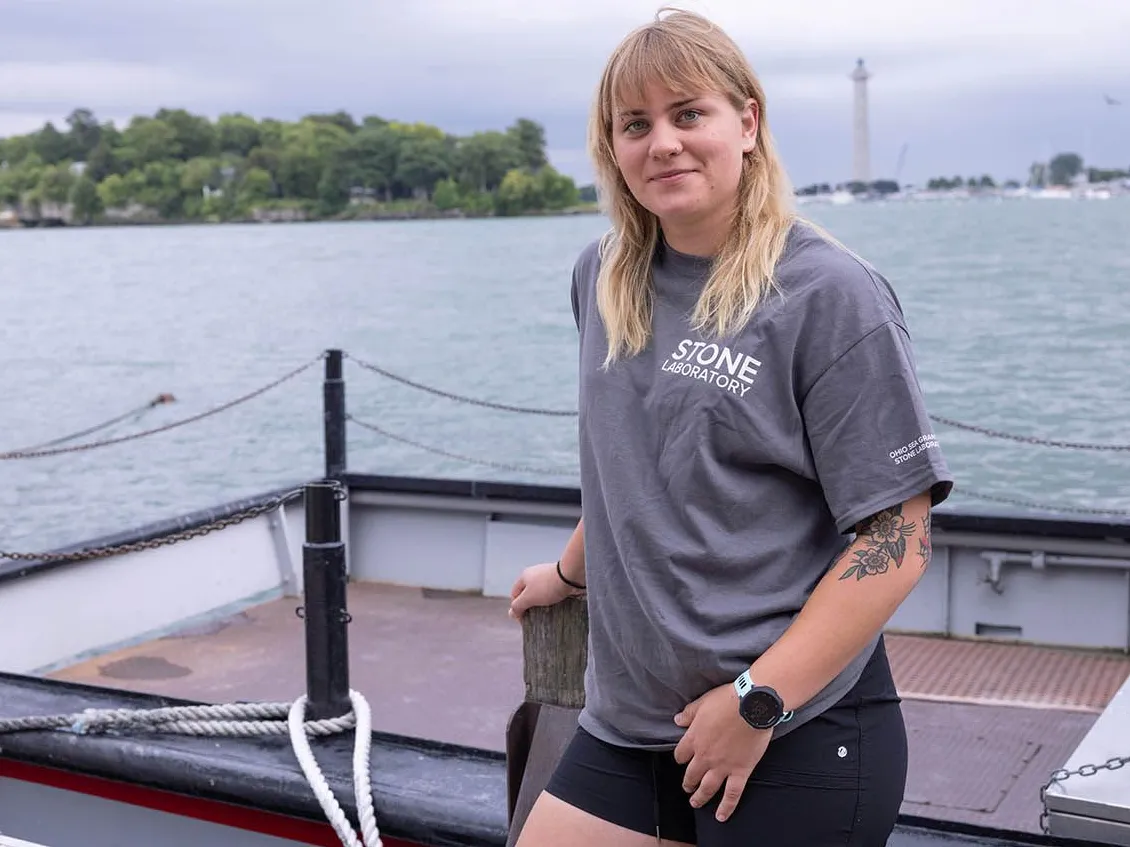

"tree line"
[794, 151, 1129, 197]
[0, 108, 595, 225]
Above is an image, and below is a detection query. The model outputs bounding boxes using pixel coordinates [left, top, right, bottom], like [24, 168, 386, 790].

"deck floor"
[49, 583, 1130, 835]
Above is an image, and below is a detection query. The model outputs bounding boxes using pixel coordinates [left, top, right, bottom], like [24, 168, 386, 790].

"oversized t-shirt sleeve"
[801, 319, 954, 534]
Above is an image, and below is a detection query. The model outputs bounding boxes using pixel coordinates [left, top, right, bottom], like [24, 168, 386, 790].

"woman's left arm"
[748, 489, 934, 712]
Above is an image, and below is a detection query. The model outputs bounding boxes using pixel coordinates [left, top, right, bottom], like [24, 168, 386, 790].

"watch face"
[741, 690, 781, 727]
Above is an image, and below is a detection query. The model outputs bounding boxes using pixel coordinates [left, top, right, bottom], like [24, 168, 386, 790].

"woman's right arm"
[508, 518, 585, 620]
[558, 517, 585, 587]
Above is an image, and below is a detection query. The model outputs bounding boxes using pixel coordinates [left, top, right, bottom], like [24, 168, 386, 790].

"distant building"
[850, 59, 871, 184]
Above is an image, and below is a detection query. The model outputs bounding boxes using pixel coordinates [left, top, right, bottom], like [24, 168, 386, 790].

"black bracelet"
[556, 559, 586, 591]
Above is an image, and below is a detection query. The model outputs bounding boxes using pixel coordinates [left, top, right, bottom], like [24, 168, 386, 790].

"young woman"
[508, 8, 954, 846]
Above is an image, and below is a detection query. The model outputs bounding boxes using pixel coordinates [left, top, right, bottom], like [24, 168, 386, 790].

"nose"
[648, 121, 682, 159]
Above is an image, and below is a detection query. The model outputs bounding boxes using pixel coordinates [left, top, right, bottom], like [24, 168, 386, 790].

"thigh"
[691, 701, 908, 847]
[517, 791, 694, 847]
[517, 727, 696, 847]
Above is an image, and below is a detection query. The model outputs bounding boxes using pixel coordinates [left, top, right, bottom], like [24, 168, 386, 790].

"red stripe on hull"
[0, 758, 423, 847]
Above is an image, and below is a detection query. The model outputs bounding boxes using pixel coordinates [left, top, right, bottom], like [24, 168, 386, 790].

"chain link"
[0, 487, 309, 565]
[347, 414, 577, 477]
[0, 354, 325, 460]
[345, 353, 579, 417]
[960, 487, 1130, 518]
[1040, 755, 1130, 833]
[931, 414, 1130, 452]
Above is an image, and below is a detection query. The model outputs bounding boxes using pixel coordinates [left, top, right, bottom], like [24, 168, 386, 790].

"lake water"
[2, 197, 1129, 553]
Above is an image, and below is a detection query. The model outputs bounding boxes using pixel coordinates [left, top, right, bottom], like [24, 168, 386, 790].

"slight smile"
[650, 169, 695, 182]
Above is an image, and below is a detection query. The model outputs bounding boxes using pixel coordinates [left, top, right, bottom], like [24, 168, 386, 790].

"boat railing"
[2, 347, 1128, 523]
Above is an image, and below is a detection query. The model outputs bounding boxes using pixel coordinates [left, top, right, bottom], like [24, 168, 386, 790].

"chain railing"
[0, 347, 1125, 566]
[346, 414, 576, 477]
[1040, 754, 1130, 834]
[0, 487, 305, 565]
[930, 413, 1130, 452]
[0, 354, 324, 461]
[344, 352, 578, 417]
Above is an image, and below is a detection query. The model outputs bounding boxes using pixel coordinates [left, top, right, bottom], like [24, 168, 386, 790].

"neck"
[658, 208, 732, 258]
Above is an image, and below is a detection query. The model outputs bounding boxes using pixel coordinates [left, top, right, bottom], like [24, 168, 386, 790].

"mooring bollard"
[506, 598, 589, 845]
[301, 480, 351, 721]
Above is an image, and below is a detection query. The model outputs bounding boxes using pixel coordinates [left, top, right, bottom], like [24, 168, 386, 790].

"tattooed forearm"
[840, 504, 918, 581]
[918, 510, 932, 569]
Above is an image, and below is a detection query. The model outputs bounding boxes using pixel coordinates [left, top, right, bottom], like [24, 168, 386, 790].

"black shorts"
[545, 637, 907, 846]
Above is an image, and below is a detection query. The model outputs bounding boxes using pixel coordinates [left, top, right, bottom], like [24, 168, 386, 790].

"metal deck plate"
[905, 727, 1039, 813]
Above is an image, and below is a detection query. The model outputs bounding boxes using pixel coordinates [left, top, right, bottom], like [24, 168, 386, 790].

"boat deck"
[49, 582, 1130, 836]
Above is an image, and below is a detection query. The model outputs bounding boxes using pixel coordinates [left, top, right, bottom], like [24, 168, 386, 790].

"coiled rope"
[0, 691, 382, 846]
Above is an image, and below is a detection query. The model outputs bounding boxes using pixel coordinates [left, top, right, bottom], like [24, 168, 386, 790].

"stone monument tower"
[850, 58, 871, 184]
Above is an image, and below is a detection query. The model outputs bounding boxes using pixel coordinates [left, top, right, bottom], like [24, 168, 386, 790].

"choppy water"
[2, 197, 1129, 553]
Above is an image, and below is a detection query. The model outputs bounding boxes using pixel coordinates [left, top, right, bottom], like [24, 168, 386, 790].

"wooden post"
[505, 597, 589, 845]
[522, 597, 589, 708]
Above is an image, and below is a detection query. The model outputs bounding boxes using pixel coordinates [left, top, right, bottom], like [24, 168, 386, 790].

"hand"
[673, 683, 772, 822]
[508, 562, 580, 620]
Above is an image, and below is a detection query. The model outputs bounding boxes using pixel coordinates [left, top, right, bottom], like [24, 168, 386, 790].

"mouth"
[649, 169, 694, 182]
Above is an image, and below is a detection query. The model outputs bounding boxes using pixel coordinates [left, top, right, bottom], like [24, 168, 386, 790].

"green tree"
[237, 167, 275, 206]
[495, 169, 543, 216]
[68, 175, 102, 223]
[395, 136, 453, 197]
[37, 164, 76, 204]
[216, 114, 262, 157]
[97, 172, 136, 209]
[34, 122, 71, 165]
[455, 131, 524, 192]
[304, 111, 358, 134]
[85, 140, 120, 183]
[155, 108, 217, 160]
[65, 108, 103, 160]
[119, 117, 181, 168]
[507, 118, 548, 170]
[432, 178, 461, 211]
[1049, 153, 1083, 186]
[536, 166, 579, 209]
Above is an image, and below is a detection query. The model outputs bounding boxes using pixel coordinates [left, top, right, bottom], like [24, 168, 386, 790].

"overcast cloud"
[2, 0, 1128, 186]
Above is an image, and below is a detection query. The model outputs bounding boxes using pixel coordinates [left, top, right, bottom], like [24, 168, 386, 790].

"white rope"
[0, 692, 380, 847]
[288, 691, 382, 847]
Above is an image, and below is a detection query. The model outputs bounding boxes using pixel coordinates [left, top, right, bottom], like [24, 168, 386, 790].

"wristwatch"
[734, 670, 794, 730]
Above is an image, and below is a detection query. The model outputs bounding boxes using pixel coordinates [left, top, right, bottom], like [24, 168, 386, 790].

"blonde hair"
[588, 7, 798, 366]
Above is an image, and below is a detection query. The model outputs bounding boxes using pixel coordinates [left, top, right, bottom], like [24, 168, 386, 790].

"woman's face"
[611, 81, 758, 246]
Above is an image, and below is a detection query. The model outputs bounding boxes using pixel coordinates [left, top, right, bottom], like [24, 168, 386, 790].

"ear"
[740, 98, 759, 154]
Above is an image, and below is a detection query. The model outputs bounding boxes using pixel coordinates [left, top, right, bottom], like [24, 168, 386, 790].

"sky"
[2, 0, 1129, 187]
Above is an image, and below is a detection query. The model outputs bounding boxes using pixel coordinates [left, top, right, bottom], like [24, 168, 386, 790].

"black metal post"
[302, 481, 351, 719]
[323, 349, 346, 481]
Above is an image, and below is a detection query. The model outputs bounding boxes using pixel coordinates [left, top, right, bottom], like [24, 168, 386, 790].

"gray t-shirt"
[570, 221, 953, 749]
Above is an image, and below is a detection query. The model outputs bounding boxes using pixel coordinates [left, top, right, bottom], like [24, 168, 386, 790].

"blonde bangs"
[602, 27, 737, 129]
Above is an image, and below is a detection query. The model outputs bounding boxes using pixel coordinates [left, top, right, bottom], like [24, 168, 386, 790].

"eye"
[678, 109, 703, 123]
[624, 119, 648, 133]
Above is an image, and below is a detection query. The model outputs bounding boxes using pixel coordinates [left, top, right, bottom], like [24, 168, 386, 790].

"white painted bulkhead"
[2, 482, 1128, 682]
[345, 488, 1130, 652]
[0, 500, 307, 676]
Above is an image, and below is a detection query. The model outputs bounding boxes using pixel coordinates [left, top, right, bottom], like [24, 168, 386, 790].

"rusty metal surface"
[887, 634, 1130, 713]
[47, 584, 1124, 834]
